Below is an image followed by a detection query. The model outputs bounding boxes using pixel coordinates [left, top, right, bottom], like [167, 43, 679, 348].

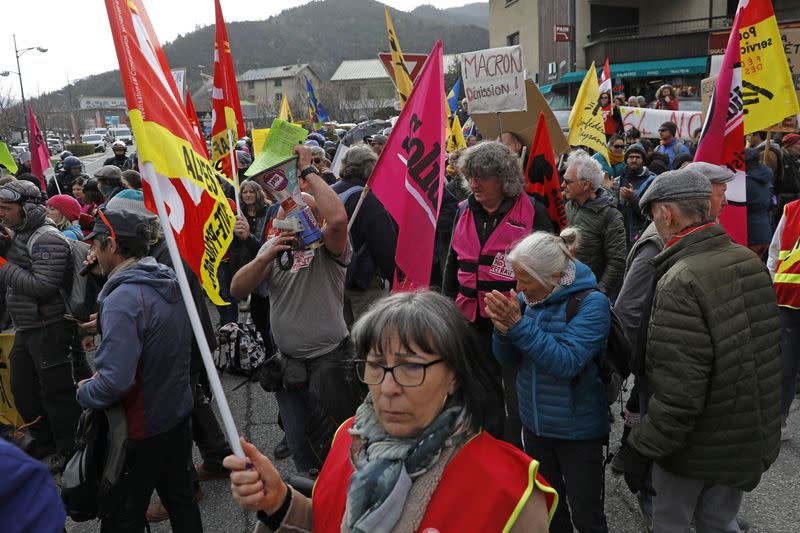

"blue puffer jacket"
[493, 260, 611, 440]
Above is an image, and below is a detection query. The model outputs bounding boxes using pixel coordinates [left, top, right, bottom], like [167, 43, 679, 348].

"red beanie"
[46, 194, 82, 222]
[784, 133, 800, 149]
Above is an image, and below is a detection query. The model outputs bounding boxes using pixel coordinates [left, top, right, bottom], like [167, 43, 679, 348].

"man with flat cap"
[683, 161, 735, 221]
[94, 165, 126, 206]
[76, 208, 202, 531]
[624, 167, 782, 532]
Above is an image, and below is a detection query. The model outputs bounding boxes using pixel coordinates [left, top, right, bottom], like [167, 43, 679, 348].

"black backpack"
[566, 289, 631, 404]
[61, 406, 128, 521]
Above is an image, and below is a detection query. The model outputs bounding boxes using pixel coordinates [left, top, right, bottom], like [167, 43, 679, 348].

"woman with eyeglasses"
[592, 135, 626, 180]
[223, 291, 556, 533]
[599, 92, 623, 140]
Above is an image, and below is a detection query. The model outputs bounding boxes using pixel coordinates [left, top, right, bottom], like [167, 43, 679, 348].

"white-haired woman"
[442, 140, 554, 446]
[485, 228, 611, 533]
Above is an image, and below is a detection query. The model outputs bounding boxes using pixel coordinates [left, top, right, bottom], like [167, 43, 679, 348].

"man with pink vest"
[442, 141, 554, 446]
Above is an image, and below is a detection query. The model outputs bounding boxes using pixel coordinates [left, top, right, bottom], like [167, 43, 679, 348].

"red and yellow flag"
[211, 0, 245, 181]
[185, 92, 208, 158]
[104, 0, 235, 305]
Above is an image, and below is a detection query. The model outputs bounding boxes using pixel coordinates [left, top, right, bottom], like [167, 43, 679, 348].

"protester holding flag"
[442, 141, 553, 446]
[654, 85, 679, 111]
[600, 92, 623, 137]
[224, 291, 556, 533]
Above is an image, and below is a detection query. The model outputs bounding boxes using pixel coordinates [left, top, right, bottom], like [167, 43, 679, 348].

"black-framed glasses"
[355, 358, 445, 387]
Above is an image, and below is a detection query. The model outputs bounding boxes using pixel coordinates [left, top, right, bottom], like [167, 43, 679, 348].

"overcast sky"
[1, 0, 475, 101]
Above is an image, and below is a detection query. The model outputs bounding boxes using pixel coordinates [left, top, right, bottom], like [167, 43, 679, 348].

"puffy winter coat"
[564, 188, 627, 299]
[628, 224, 782, 491]
[493, 261, 611, 440]
[0, 204, 71, 330]
[744, 150, 774, 246]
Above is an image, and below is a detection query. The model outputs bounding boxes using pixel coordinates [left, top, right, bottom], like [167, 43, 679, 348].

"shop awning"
[553, 57, 708, 85]
[538, 83, 553, 94]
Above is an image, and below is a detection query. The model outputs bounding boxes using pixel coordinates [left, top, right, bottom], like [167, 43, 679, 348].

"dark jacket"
[103, 154, 131, 170]
[0, 204, 72, 330]
[628, 224, 782, 490]
[615, 222, 663, 376]
[744, 150, 774, 246]
[332, 179, 397, 290]
[230, 205, 275, 274]
[493, 261, 611, 440]
[76, 257, 193, 440]
[564, 187, 627, 299]
[614, 165, 655, 247]
[47, 172, 76, 199]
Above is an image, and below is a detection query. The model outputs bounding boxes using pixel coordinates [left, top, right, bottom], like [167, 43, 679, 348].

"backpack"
[27, 224, 92, 320]
[566, 289, 631, 405]
[61, 406, 128, 521]
[214, 322, 267, 377]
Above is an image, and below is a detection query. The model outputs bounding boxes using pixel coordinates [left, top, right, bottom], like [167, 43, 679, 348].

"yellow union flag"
[278, 95, 294, 123]
[447, 114, 467, 152]
[739, 0, 800, 133]
[567, 62, 608, 162]
[385, 6, 414, 109]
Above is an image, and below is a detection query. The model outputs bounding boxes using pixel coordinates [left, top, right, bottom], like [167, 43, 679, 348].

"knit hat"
[684, 161, 735, 184]
[639, 167, 712, 217]
[105, 189, 155, 220]
[783, 133, 800, 149]
[46, 194, 82, 222]
[624, 143, 646, 159]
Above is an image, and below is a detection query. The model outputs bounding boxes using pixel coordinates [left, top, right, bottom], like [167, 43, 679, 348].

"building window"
[274, 79, 282, 87]
[507, 32, 520, 46]
[247, 81, 254, 89]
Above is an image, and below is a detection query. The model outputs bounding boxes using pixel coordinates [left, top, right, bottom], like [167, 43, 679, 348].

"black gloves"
[623, 446, 652, 493]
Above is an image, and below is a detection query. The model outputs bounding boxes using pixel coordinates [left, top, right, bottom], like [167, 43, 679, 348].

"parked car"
[111, 126, 133, 145]
[81, 133, 107, 153]
[47, 138, 64, 154]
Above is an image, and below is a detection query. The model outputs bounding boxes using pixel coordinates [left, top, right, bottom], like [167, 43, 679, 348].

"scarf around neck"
[345, 395, 468, 533]
[608, 148, 625, 167]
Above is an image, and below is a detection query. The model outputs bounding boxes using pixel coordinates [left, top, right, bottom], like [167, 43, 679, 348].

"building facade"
[236, 64, 321, 113]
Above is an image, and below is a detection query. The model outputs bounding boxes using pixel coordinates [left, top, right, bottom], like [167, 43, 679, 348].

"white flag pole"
[143, 161, 244, 457]
[227, 129, 240, 213]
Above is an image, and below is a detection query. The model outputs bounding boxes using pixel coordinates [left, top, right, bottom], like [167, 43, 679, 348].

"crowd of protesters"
[0, 94, 798, 533]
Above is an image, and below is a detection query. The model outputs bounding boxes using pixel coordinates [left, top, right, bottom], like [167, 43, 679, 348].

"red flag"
[210, 0, 244, 181]
[598, 58, 611, 95]
[27, 105, 50, 189]
[104, 0, 235, 305]
[185, 92, 208, 157]
[524, 112, 567, 231]
[694, 10, 746, 245]
[370, 41, 446, 290]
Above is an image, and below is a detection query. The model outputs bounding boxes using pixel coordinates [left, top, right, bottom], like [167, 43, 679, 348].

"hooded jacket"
[564, 187, 627, 299]
[615, 164, 656, 246]
[0, 203, 72, 330]
[628, 224, 782, 490]
[76, 257, 193, 440]
[493, 261, 611, 440]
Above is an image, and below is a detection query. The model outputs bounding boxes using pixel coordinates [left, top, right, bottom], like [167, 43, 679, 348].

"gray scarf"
[345, 395, 468, 533]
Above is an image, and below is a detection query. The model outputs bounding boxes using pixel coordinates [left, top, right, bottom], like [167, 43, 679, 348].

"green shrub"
[65, 143, 97, 157]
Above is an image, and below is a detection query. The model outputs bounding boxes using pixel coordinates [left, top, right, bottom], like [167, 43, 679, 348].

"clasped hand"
[484, 290, 522, 335]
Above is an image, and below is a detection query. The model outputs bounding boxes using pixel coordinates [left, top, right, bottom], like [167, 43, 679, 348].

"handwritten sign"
[619, 106, 703, 141]
[461, 46, 527, 114]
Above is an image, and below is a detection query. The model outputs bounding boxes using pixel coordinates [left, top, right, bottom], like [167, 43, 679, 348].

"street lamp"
[8, 34, 48, 141]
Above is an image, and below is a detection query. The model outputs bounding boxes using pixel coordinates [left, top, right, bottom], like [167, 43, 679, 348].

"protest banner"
[368, 40, 446, 290]
[462, 45, 527, 114]
[567, 62, 607, 162]
[0, 333, 23, 428]
[696, 8, 747, 246]
[781, 28, 800, 103]
[471, 79, 569, 155]
[105, 0, 242, 455]
[185, 92, 208, 157]
[525, 111, 566, 231]
[246, 119, 307, 177]
[171, 67, 187, 105]
[701, 75, 718, 119]
[619, 106, 703, 140]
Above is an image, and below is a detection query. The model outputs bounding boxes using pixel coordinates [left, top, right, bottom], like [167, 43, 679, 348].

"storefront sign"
[619, 106, 703, 141]
[554, 25, 573, 42]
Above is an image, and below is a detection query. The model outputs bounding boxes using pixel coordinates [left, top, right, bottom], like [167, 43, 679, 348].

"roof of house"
[330, 54, 460, 82]
[237, 63, 314, 82]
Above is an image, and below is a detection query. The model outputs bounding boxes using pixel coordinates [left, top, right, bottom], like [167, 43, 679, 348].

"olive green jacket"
[629, 224, 782, 491]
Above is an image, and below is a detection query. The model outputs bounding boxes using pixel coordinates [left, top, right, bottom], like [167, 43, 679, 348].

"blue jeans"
[274, 389, 320, 473]
[215, 262, 238, 326]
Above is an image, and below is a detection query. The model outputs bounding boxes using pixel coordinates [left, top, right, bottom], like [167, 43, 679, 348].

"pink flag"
[28, 105, 51, 190]
[694, 11, 746, 245]
[370, 40, 446, 290]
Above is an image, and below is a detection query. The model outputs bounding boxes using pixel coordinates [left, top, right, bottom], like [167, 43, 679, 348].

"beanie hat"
[783, 133, 800, 149]
[624, 143, 646, 159]
[105, 189, 155, 219]
[46, 194, 82, 222]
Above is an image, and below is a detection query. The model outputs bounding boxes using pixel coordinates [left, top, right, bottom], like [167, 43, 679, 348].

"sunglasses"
[658, 128, 669, 132]
[612, 144, 625, 149]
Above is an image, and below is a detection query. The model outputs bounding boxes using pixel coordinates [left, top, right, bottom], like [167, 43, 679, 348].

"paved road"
[66, 303, 800, 532]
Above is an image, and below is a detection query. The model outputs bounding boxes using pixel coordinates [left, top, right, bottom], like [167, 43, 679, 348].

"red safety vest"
[451, 195, 534, 321]
[775, 200, 800, 309]
[311, 418, 558, 533]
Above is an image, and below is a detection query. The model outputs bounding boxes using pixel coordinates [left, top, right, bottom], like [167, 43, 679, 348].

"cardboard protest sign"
[701, 76, 717, 119]
[781, 28, 800, 101]
[471, 79, 569, 155]
[619, 106, 704, 140]
[462, 45, 527, 114]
